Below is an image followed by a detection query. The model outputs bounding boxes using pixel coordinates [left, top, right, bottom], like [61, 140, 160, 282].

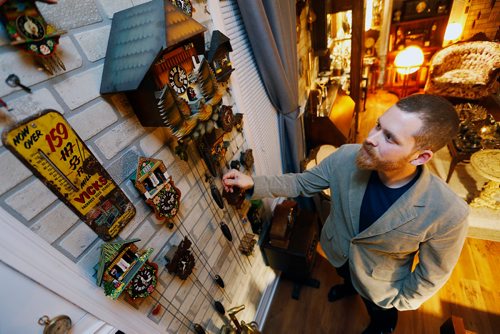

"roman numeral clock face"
[168, 65, 188, 94]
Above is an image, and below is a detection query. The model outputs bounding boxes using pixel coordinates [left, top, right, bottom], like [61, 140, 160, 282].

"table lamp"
[394, 46, 424, 97]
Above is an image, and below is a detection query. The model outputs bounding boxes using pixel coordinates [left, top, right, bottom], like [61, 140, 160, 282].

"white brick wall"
[0, 1, 276, 332]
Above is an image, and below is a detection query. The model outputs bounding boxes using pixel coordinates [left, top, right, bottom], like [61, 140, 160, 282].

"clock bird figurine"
[0, 0, 66, 74]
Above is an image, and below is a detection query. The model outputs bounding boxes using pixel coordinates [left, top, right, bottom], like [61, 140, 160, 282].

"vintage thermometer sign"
[2, 110, 135, 240]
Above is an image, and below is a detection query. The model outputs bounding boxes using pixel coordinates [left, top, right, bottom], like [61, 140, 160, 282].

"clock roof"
[100, 0, 207, 94]
[207, 30, 232, 63]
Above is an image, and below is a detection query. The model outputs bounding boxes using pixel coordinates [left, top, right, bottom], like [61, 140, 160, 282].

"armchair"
[424, 41, 500, 100]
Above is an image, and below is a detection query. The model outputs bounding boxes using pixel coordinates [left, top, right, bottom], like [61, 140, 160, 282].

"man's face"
[356, 105, 423, 171]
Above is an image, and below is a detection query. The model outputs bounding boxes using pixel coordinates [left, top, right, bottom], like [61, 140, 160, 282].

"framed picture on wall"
[402, 0, 435, 21]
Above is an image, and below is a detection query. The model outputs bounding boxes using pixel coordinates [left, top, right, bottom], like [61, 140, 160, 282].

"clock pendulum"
[186, 143, 248, 273]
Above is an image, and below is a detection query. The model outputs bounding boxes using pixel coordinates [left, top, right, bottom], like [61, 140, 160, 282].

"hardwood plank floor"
[263, 238, 500, 334]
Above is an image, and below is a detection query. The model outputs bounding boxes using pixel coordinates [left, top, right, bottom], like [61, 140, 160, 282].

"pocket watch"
[38, 315, 72, 334]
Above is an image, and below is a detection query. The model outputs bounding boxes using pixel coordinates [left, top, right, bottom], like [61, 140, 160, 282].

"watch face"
[169, 65, 189, 94]
[16, 15, 45, 41]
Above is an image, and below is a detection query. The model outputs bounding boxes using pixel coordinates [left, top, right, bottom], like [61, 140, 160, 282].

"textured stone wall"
[463, 0, 500, 40]
[0, 1, 275, 333]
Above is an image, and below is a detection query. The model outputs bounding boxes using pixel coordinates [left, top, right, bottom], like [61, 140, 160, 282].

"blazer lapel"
[348, 168, 371, 234]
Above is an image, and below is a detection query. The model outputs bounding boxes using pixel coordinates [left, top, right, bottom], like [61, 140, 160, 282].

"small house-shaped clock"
[0, 0, 66, 74]
[96, 239, 155, 300]
[207, 30, 234, 83]
[133, 157, 181, 223]
[100, 0, 207, 128]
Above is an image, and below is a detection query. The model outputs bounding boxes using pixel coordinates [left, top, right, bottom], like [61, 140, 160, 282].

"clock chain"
[186, 142, 248, 274]
[176, 221, 232, 302]
[148, 291, 205, 333]
[187, 273, 226, 316]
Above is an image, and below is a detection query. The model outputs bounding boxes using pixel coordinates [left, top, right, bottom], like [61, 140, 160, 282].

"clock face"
[128, 263, 157, 298]
[169, 65, 189, 94]
[16, 15, 45, 41]
[176, 252, 195, 279]
[155, 184, 180, 218]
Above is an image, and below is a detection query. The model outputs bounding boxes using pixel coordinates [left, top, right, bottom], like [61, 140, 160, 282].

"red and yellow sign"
[2, 110, 135, 240]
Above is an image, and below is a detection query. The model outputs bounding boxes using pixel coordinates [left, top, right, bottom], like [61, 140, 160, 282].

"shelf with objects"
[384, 0, 453, 97]
[304, 7, 358, 153]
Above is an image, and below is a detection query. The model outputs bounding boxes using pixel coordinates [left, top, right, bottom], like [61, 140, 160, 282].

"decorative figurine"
[95, 239, 154, 300]
[133, 157, 181, 225]
[0, 0, 66, 74]
[2, 110, 135, 241]
[207, 30, 234, 83]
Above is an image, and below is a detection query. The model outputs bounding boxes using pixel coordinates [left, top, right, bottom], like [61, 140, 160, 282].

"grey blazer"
[253, 144, 469, 311]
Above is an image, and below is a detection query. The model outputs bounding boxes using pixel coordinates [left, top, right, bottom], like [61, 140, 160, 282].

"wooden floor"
[262, 238, 500, 334]
[262, 91, 500, 333]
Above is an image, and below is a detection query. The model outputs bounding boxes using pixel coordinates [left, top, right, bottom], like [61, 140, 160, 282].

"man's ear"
[411, 150, 433, 166]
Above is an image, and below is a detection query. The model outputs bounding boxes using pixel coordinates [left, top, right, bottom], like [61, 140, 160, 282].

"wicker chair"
[424, 41, 500, 100]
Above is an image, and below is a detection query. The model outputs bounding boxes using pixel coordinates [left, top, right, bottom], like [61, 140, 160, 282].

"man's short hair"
[396, 94, 459, 152]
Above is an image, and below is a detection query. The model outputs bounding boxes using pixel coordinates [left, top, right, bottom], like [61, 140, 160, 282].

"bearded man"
[222, 94, 469, 334]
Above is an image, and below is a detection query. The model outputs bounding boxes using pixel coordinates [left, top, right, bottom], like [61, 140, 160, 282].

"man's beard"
[355, 143, 411, 171]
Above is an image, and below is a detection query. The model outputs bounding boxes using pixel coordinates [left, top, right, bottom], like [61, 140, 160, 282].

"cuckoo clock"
[134, 157, 181, 224]
[0, 0, 66, 74]
[197, 128, 228, 177]
[207, 30, 234, 83]
[100, 0, 207, 128]
[96, 239, 154, 300]
[218, 105, 234, 133]
[222, 186, 246, 209]
[164, 236, 196, 280]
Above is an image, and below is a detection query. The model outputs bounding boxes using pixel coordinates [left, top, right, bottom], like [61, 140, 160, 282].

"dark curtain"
[236, 0, 303, 173]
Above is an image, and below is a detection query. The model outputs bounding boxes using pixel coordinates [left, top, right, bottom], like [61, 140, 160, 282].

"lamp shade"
[394, 46, 424, 75]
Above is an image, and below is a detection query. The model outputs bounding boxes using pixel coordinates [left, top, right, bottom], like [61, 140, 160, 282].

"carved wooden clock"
[0, 0, 66, 74]
[134, 157, 181, 225]
[164, 236, 196, 280]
